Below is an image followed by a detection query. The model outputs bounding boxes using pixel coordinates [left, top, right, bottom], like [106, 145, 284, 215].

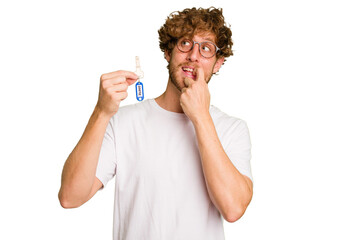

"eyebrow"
[181, 36, 216, 43]
[203, 37, 215, 42]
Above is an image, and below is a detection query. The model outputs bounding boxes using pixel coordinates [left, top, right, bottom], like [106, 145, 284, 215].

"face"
[165, 33, 224, 92]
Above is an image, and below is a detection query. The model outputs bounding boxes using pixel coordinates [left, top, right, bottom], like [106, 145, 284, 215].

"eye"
[180, 39, 192, 47]
[201, 42, 214, 53]
[201, 45, 210, 52]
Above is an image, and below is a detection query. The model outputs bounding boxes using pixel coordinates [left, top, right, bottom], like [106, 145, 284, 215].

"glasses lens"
[177, 38, 218, 58]
[178, 39, 193, 52]
[200, 42, 216, 58]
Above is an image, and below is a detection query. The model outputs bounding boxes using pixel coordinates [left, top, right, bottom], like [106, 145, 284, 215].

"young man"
[59, 7, 253, 240]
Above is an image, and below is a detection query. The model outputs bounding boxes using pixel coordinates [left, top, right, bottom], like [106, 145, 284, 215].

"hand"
[180, 67, 211, 124]
[95, 70, 138, 117]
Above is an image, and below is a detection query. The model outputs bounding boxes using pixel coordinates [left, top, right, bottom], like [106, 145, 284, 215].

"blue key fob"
[136, 81, 144, 101]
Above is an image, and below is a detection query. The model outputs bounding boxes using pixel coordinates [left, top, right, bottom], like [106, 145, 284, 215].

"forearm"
[59, 106, 111, 207]
[193, 114, 253, 222]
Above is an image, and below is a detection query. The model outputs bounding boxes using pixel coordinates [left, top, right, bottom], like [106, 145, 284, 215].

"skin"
[156, 33, 253, 222]
[58, 33, 253, 223]
[58, 71, 138, 208]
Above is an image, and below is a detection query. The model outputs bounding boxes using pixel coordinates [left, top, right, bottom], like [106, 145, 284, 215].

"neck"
[155, 78, 184, 113]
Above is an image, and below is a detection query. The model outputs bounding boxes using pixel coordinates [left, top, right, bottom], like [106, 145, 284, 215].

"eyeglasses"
[176, 38, 220, 58]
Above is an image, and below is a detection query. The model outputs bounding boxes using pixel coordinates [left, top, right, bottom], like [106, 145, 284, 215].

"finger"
[184, 77, 194, 87]
[117, 91, 128, 101]
[101, 70, 139, 81]
[108, 82, 128, 92]
[126, 78, 138, 86]
[194, 67, 205, 82]
[101, 76, 126, 89]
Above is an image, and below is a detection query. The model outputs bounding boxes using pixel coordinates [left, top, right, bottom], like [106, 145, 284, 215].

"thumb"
[125, 71, 139, 86]
[126, 78, 138, 86]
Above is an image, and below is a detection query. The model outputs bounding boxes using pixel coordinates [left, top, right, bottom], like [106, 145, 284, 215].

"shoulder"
[210, 105, 249, 134]
[210, 106, 251, 156]
[115, 99, 151, 118]
[109, 99, 152, 127]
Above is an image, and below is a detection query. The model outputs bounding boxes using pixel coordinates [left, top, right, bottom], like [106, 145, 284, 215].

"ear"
[165, 50, 171, 62]
[213, 57, 225, 74]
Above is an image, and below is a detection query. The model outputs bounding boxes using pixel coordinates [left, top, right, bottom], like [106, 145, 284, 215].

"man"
[59, 7, 253, 240]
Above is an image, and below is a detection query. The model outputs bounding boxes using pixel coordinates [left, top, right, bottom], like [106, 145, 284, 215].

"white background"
[1, 0, 358, 239]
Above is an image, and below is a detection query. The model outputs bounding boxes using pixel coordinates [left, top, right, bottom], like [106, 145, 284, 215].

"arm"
[58, 107, 111, 208]
[58, 70, 138, 208]
[192, 115, 253, 222]
[180, 68, 253, 222]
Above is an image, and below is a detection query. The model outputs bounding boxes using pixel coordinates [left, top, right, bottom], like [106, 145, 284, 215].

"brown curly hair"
[158, 7, 233, 61]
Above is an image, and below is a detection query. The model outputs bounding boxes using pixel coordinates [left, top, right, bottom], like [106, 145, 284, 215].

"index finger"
[101, 70, 139, 81]
[194, 67, 205, 82]
[184, 77, 194, 87]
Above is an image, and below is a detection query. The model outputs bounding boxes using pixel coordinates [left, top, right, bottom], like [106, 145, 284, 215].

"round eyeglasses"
[176, 38, 220, 58]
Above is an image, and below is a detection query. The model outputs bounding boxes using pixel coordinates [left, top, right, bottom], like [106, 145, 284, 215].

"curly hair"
[158, 7, 233, 61]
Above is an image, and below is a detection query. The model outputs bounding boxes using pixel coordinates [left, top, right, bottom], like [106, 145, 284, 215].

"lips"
[182, 66, 196, 79]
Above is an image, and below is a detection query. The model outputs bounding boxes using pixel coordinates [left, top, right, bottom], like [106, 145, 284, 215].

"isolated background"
[1, 0, 358, 239]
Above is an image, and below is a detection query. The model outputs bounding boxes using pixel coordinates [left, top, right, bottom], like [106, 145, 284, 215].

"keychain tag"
[136, 81, 144, 101]
[134, 56, 144, 101]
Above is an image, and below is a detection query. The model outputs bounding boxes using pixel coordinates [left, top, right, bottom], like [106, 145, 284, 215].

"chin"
[170, 77, 184, 92]
[168, 69, 183, 91]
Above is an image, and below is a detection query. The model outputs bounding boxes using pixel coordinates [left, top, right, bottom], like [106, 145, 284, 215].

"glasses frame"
[176, 38, 220, 59]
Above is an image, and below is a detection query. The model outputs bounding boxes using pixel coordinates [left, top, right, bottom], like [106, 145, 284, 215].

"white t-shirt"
[96, 99, 252, 240]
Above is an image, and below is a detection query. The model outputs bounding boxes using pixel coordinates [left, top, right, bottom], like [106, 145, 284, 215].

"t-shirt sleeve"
[224, 119, 253, 182]
[96, 118, 117, 188]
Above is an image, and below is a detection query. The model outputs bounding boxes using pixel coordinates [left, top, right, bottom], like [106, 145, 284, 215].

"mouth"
[182, 66, 196, 79]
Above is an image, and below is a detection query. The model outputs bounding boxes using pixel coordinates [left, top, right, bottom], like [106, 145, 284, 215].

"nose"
[186, 42, 201, 62]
